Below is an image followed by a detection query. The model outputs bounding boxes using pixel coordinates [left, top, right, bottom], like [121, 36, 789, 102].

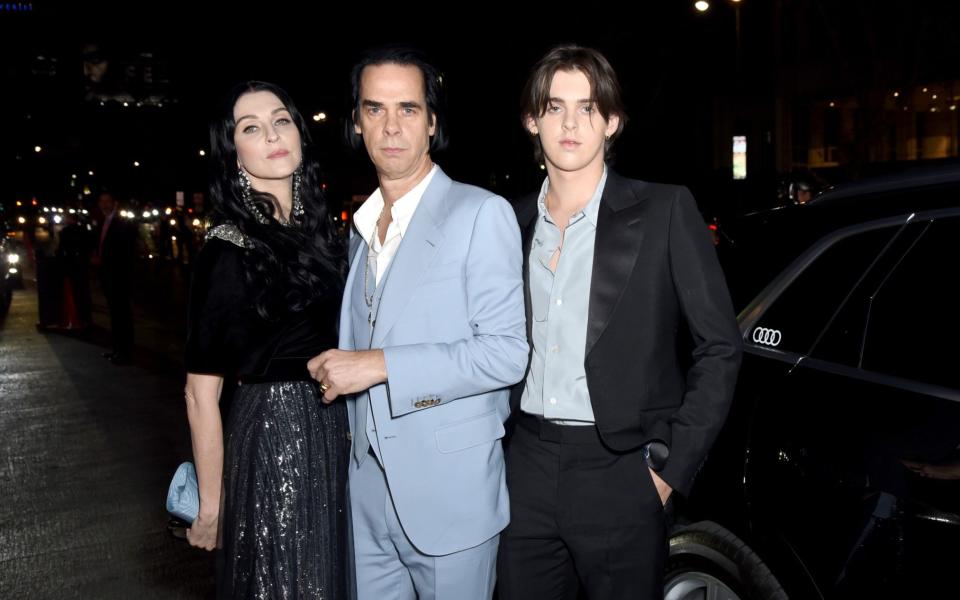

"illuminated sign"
[733, 135, 747, 180]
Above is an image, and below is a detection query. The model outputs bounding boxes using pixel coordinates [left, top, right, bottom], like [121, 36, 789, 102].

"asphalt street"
[0, 279, 215, 598]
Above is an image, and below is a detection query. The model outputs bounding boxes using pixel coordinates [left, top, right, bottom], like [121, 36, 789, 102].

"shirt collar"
[353, 164, 438, 245]
[535, 165, 607, 228]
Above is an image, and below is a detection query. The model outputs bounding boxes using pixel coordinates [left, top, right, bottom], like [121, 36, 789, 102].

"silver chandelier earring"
[290, 165, 304, 224]
[239, 169, 269, 225]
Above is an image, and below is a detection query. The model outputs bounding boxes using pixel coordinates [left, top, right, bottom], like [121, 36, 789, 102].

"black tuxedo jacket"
[511, 170, 742, 496]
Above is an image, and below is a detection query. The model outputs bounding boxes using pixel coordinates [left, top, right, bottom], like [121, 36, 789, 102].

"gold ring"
[319, 382, 330, 394]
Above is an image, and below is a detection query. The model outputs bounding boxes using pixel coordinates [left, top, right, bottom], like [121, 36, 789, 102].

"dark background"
[4, 1, 960, 222]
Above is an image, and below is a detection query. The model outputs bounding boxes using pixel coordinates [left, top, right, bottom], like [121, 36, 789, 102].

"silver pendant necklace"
[364, 212, 385, 328]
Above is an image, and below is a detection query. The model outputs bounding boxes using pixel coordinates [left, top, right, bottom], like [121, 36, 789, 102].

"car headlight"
[6, 254, 18, 265]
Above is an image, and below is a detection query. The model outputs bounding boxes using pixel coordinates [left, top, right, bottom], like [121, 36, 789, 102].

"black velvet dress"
[184, 226, 349, 600]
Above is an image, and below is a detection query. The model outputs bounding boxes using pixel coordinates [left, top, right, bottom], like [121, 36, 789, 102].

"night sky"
[3, 2, 960, 219]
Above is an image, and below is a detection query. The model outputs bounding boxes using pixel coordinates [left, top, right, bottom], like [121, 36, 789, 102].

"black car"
[665, 166, 960, 599]
[1, 236, 24, 315]
[717, 165, 960, 310]
[4, 237, 25, 286]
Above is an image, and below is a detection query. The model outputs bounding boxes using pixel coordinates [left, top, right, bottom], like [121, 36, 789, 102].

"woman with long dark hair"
[183, 81, 348, 598]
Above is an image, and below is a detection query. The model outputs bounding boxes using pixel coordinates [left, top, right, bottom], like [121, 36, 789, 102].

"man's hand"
[649, 468, 673, 506]
[307, 349, 387, 403]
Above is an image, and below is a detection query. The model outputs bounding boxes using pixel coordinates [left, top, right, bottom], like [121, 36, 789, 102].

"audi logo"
[752, 327, 782, 347]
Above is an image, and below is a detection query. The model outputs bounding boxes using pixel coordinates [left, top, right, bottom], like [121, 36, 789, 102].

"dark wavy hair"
[209, 80, 345, 321]
[521, 44, 628, 164]
[344, 44, 449, 153]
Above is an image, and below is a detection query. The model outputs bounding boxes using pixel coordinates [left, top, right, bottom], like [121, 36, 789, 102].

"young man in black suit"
[497, 45, 743, 599]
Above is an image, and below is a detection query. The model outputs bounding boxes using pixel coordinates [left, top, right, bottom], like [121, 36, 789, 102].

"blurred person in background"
[95, 191, 137, 364]
[57, 211, 93, 329]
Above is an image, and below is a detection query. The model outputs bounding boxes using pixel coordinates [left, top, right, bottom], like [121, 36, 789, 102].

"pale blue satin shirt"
[520, 168, 607, 424]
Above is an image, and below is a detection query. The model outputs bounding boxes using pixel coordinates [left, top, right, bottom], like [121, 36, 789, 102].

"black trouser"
[101, 275, 133, 356]
[497, 414, 668, 600]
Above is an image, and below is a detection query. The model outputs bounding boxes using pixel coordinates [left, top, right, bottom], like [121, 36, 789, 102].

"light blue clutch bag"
[166, 461, 199, 523]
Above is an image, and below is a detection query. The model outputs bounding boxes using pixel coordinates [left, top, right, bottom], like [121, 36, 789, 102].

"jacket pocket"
[435, 410, 505, 454]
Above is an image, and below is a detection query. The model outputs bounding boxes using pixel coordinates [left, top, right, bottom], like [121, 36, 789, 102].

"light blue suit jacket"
[341, 167, 528, 556]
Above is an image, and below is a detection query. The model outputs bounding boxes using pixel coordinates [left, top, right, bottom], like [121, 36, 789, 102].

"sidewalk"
[0, 282, 215, 598]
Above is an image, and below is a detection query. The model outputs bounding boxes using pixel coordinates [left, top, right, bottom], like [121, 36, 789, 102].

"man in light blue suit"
[308, 46, 528, 599]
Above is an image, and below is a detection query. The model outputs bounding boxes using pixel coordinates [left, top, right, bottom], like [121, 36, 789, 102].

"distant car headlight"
[6, 254, 18, 265]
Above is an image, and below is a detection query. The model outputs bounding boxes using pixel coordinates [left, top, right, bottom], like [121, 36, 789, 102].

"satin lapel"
[370, 171, 451, 348]
[521, 211, 537, 342]
[585, 173, 647, 357]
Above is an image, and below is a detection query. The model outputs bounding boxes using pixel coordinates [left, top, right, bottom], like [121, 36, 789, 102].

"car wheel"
[665, 521, 788, 600]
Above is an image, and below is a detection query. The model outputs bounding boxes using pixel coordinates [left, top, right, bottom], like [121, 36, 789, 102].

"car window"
[805, 221, 929, 367]
[859, 216, 960, 389]
[749, 225, 902, 355]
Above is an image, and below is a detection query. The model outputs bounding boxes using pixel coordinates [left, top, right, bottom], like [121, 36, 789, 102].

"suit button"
[346, 431, 352, 440]
[414, 401, 423, 408]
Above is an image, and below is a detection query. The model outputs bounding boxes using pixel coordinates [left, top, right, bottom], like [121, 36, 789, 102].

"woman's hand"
[186, 511, 219, 551]
[184, 373, 225, 552]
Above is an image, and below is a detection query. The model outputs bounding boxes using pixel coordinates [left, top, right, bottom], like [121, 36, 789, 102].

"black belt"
[517, 412, 669, 471]
[518, 412, 601, 445]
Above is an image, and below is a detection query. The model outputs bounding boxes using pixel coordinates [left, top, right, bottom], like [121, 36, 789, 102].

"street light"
[693, 1, 742, 74]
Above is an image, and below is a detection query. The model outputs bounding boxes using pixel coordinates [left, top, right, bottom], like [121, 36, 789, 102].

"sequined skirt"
[219, 380, 349, 599]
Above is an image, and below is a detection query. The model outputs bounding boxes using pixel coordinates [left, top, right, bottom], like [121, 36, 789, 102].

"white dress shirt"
[353, 165, 439, 285]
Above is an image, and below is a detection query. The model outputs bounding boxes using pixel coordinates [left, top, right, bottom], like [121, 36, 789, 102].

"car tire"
[665, 521, 788, 600]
